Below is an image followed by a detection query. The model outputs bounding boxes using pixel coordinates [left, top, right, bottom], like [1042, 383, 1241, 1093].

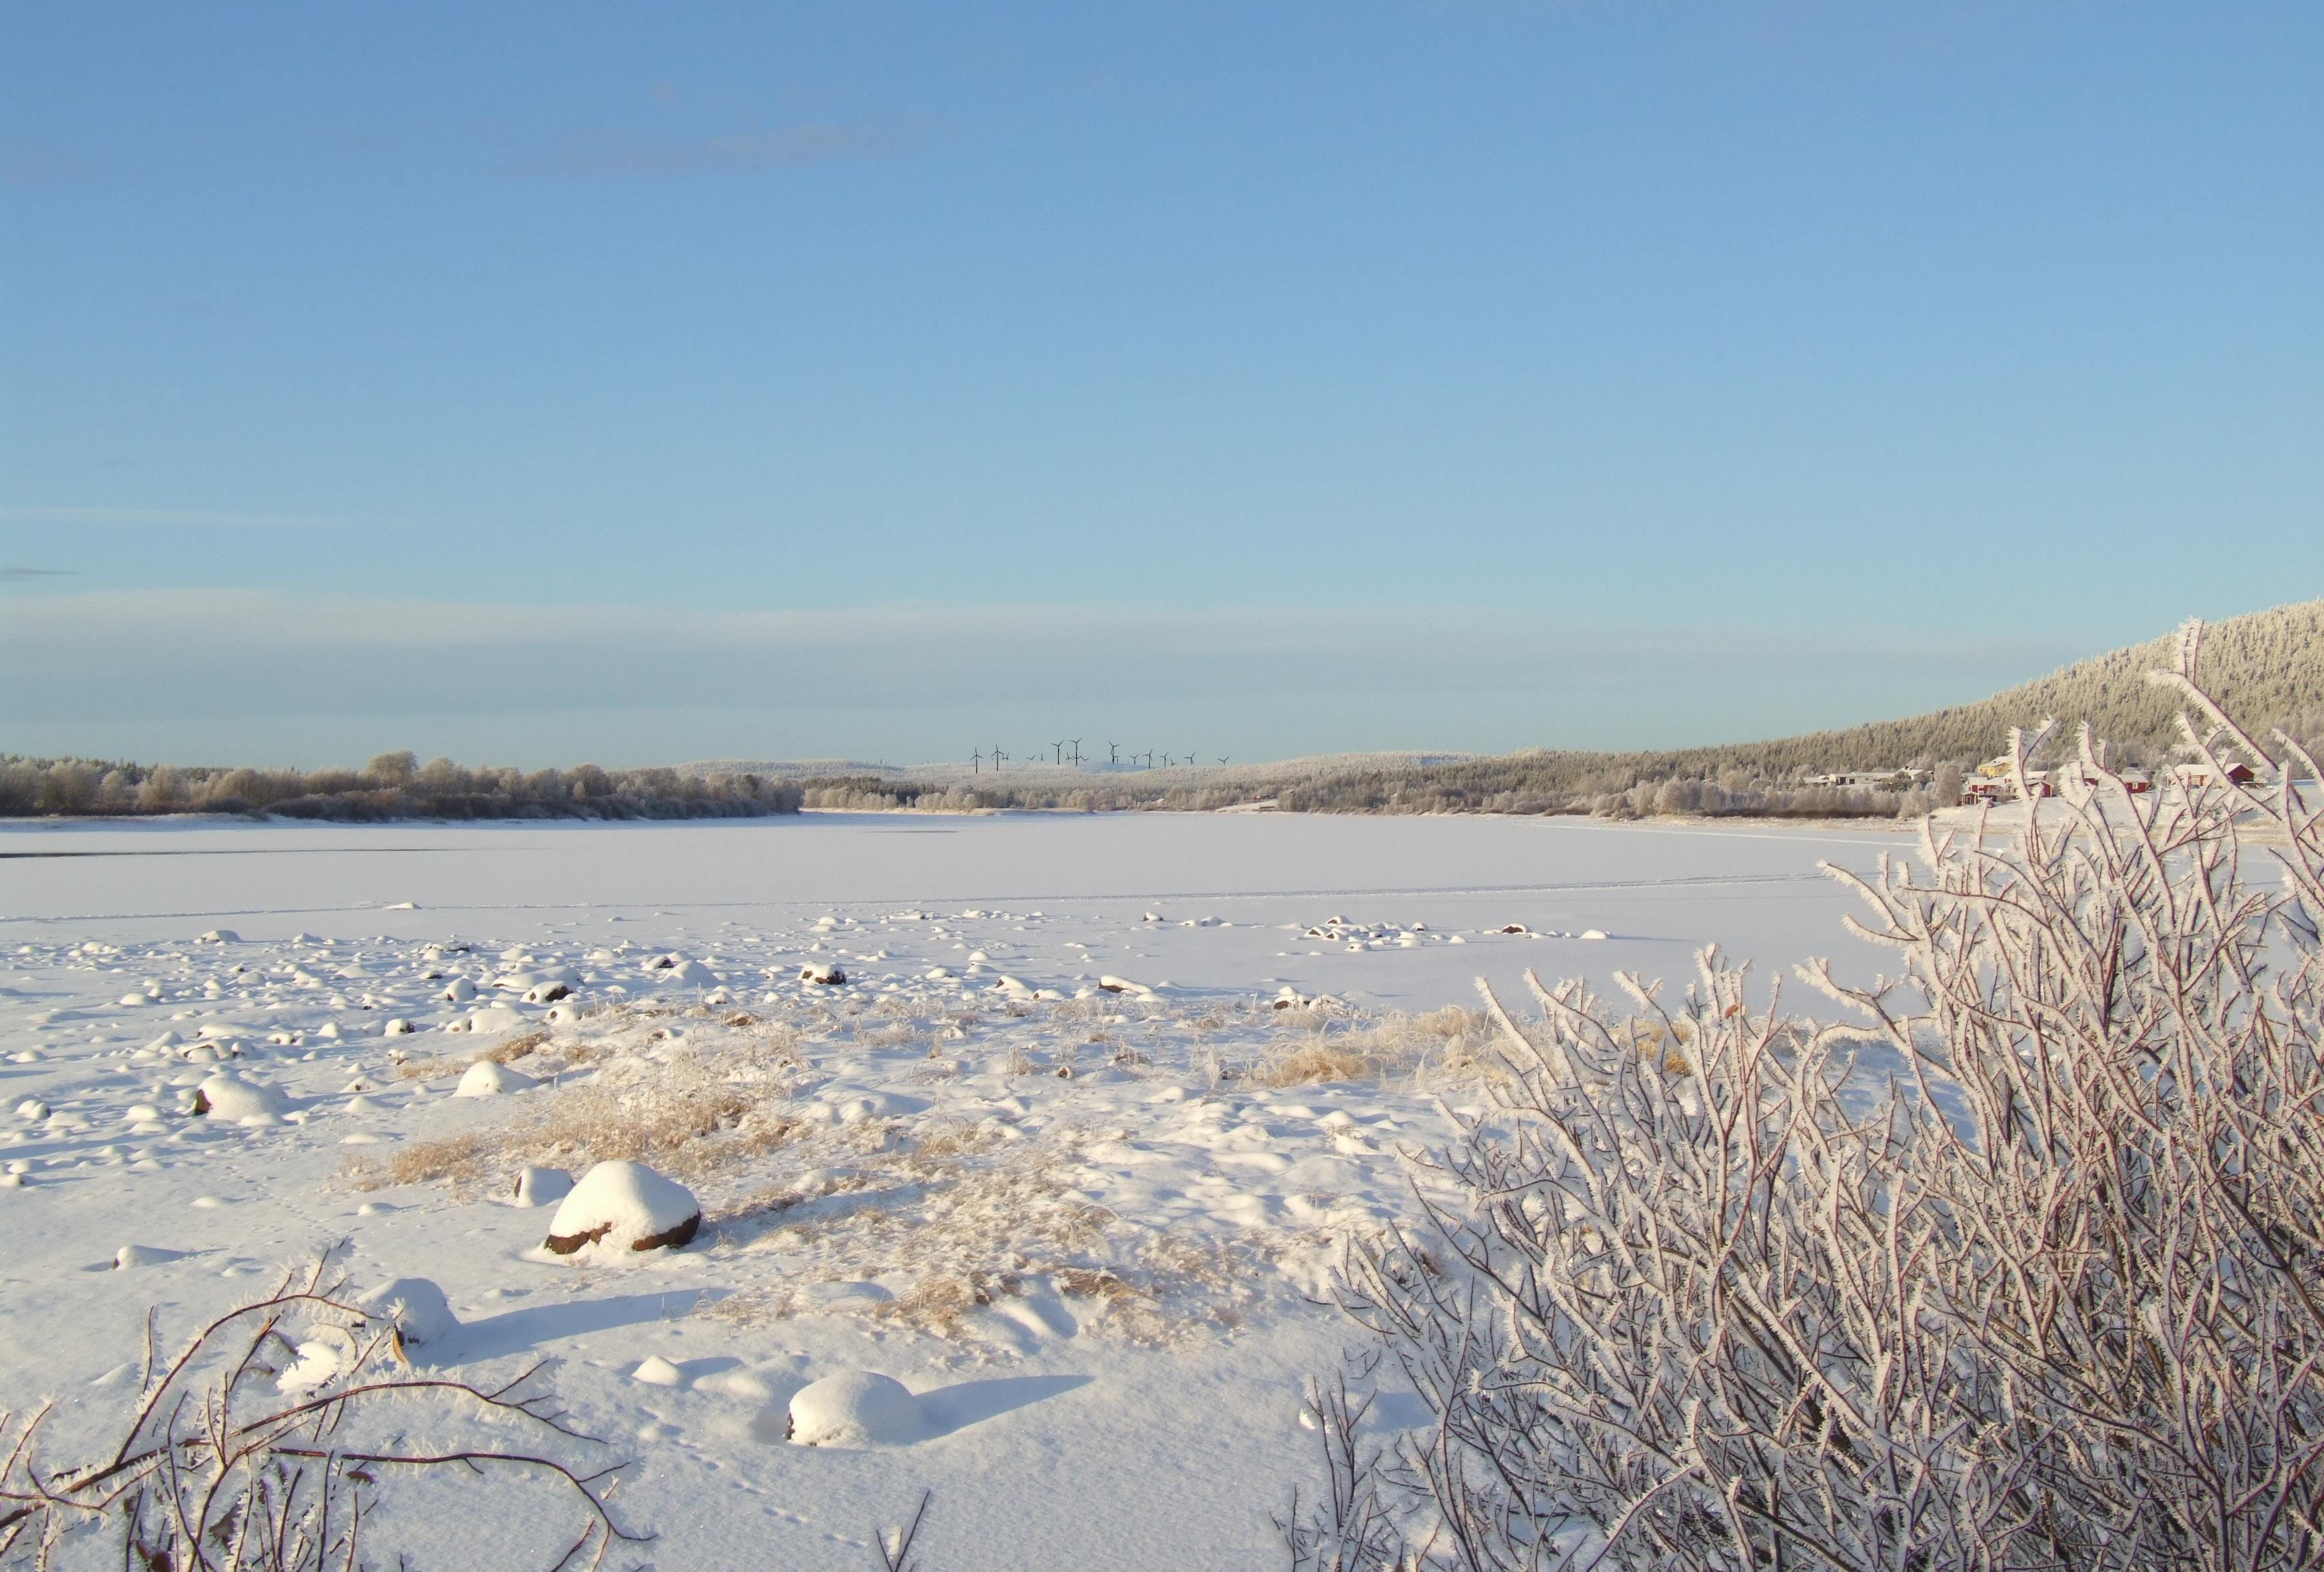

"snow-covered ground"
[0, 809, 1910, 1569]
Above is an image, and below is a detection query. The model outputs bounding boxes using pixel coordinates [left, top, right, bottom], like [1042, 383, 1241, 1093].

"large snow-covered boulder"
[648, 955, 718, 987]
[785, 1371, 929, 1446]
[191, 1074, 287, 1124]
[355, 1277, 458, 1348]
[440, 977, 476, 1003]
[544, 1162, 700, 1256]
[455, 1060, 537, 1097]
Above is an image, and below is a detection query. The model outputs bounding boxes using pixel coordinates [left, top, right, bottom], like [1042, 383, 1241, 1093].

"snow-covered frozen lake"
[0, 809, 1909, 1569]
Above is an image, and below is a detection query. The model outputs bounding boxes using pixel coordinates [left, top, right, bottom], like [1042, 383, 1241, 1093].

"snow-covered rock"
[1580, 929, 1608, 941]
[197, 929, 240, 943]
[191, 1075, 287, 1124]
[631, 1355, 684, 1387]
[542, 998, 588, 1025]
[652, 957, 717, 987]
[113, 1244, 185, 1268]
[800, 962, 846, 985]
[440, 977, 476, 1003]
[543, 1162, 701, 1256]
[455, 1060, 538, 1097]
[510, 1166, 573, 1208]
[446, 1004, 528, 1036]
[354, 1277, 458, 1348]
[382, 1018, 413, 1036]
[785, 1370, 929, 1446]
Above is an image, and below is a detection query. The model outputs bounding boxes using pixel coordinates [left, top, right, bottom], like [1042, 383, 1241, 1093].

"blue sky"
[3, 2, 2318, 769]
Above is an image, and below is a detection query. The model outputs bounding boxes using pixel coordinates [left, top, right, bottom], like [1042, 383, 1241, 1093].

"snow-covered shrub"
[0, 1257, 638, 1569]
[1322, 630, 2324, 1571]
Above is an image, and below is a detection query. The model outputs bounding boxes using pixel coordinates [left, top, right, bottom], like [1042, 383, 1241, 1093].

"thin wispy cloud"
[0, 506, 359, 529]
[518, 117, 942, 181]
[0, 567, 69, 582]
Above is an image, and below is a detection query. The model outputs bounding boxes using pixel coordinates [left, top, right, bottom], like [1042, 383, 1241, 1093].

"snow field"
[0, 810, 1903, 1568]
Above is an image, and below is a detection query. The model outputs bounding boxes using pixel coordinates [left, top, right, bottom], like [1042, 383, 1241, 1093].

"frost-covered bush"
[1315, 626, 2324, 1571]
[0, 1258, 638, 1570]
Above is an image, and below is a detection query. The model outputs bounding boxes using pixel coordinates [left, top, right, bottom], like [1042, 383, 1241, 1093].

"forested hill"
[1754, 599, 2324, 771]
[1240, 601, 2324, 815]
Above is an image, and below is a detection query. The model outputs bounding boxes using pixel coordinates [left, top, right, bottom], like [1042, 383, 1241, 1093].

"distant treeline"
[0, 751, 802, 821]
[12, 604, 2316, 825]
[798, 772, 1950, 821]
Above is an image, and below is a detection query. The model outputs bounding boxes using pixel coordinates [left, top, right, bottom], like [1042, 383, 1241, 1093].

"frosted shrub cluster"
[0, 1258, 636, 1571]
[1313, 632, 2324, 1571]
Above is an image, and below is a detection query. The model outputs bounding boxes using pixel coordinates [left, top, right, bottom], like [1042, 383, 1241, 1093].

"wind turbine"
[1108, 742, 1119, 764]
[972, 748, 983, 775]
[1069, 739, 1083, 766]
[1051, 740, 1065, 765]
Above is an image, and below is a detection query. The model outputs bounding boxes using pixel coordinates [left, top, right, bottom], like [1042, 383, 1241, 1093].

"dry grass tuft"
[390, 1028, 552, 1080]
[498, 1054, 800, 1182]
[1260, 1005, 1494, 1087]
[341, 1131, 490, 1190]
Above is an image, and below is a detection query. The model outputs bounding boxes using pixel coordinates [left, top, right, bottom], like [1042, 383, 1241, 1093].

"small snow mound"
[191, 1075, 286, 1124]
[197, 930, 240, 944]
[354, 1278, 458, 1348]
[382, 1018, 412, 1036]
[631, 1355, 684, 1387]
[510, 1166, 573, 1208]
[276, 1330, 354, 1393]
[1098, 975, 1157, 997]
[114, 1244, 184, 1269]
[446, 1004, 528, 1036]
[799, 962, 846, 985]
[522, 981, 571, 1002]
[1579, 929, 1608, 941]
[544, 1161, 701, 1256]
[440, 977, 476, 1002]
[543, 998, 588, 1024]
[656, 957, 717, 986]
[456, 1060, 538, 1097]
[786, 1371, 929, 1447]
